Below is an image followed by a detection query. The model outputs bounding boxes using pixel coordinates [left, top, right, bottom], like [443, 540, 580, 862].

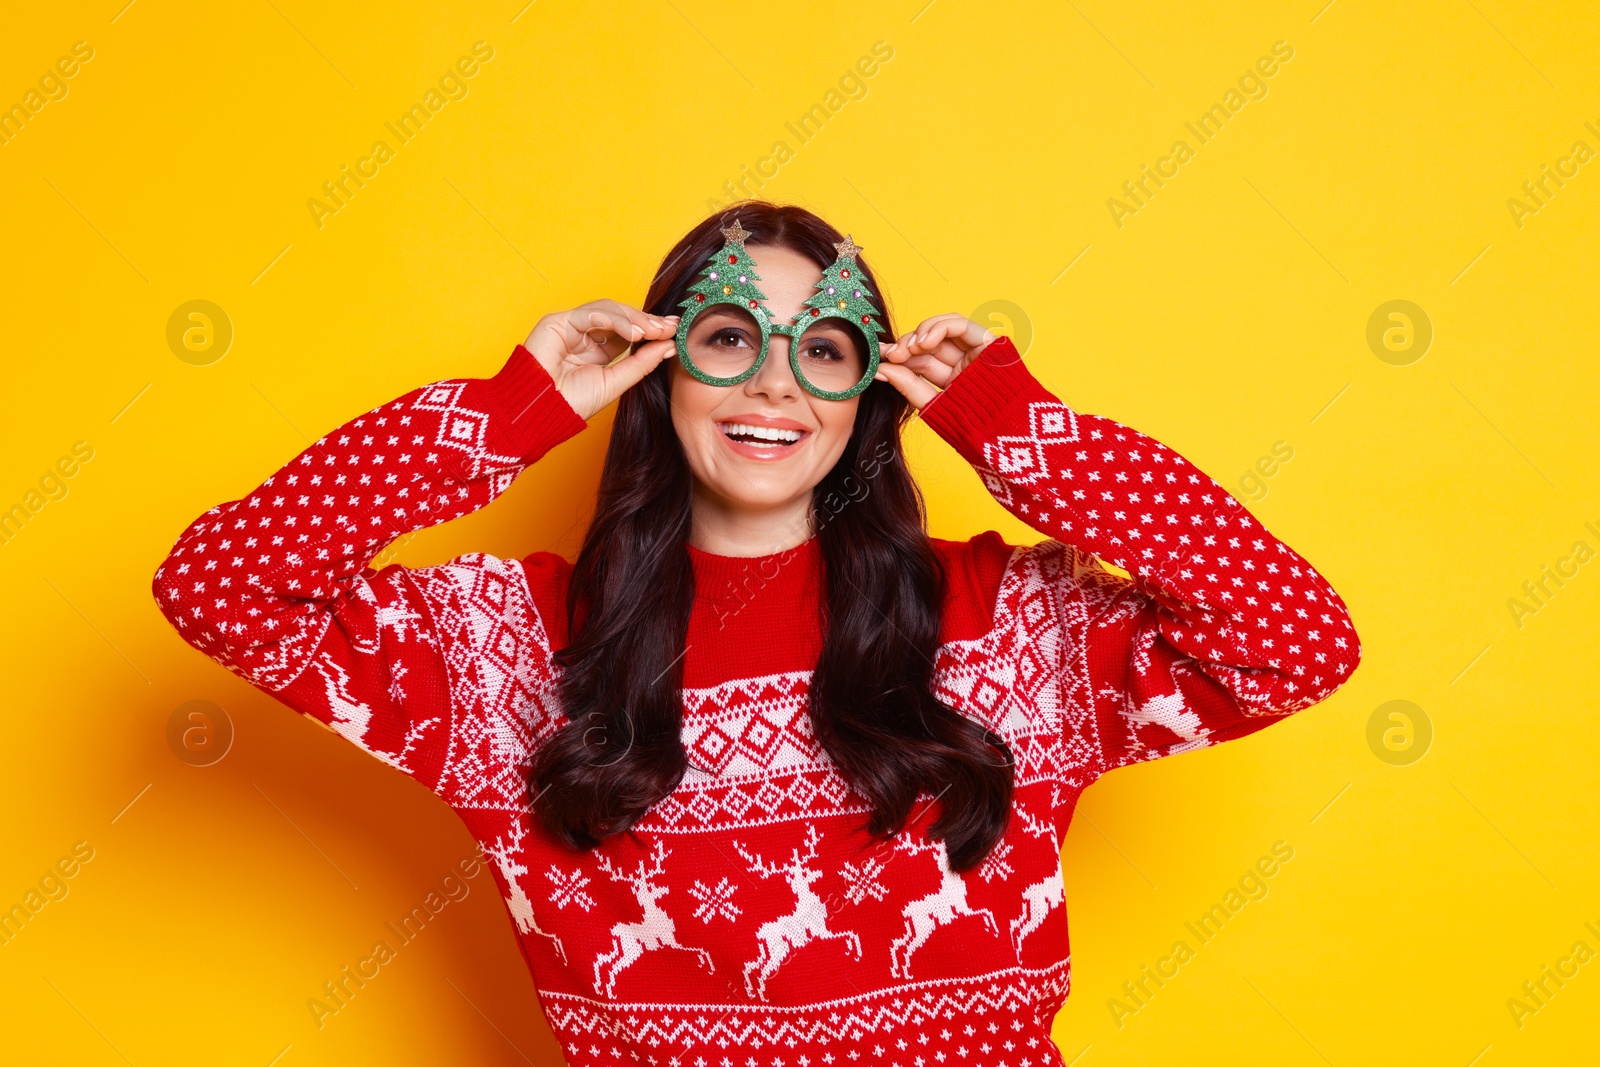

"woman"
[153, 202, 1359, 1066]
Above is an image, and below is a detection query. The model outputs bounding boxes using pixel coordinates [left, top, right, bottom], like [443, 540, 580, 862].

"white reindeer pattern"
[733, 824, 862, 1001]
[592, 840, 714, 998]
[484, 823, 567, 964]
[888, 832, 998, 979]
[310, 652, 434, 771]
[1010, 799, 1066, 954]
[312, 654, 375, 745]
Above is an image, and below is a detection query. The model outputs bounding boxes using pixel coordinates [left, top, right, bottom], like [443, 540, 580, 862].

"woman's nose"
[745, 336, 800, 399]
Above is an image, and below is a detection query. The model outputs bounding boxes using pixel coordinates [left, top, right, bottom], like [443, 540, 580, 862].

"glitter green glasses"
[674, 222, 883, 402]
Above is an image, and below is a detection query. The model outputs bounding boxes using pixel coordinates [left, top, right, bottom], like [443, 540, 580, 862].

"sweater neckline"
[687, 535, 821, 603]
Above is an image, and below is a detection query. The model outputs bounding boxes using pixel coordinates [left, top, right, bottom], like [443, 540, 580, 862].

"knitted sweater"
[152, 336, 1360, 1067]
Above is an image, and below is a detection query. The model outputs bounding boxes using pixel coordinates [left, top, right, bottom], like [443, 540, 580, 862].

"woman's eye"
[804, 341, 841, 361]
[714, 329, 750, 347]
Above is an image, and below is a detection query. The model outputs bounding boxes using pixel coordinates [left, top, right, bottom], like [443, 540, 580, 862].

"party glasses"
[674, 221, 882, 401]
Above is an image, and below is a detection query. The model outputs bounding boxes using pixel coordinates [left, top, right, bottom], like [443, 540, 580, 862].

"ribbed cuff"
[487, 344, 588, 461]
[919, 336, 1051, 459]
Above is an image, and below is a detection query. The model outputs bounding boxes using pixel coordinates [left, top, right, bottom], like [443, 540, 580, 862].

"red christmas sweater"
[152, 336, 1360, 1067]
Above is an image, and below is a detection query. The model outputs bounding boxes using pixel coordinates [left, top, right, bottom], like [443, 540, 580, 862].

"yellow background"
[2, 1, 1595, 1063]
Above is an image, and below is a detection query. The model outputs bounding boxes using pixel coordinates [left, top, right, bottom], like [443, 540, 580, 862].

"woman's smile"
[714, 414, 813, 459]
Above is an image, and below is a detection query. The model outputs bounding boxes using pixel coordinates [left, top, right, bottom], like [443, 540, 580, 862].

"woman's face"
[669, 243, 863, 522]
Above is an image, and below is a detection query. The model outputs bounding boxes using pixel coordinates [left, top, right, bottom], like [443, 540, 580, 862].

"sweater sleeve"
[919, 337, 1361, 779]
[151, 345, 586, 795]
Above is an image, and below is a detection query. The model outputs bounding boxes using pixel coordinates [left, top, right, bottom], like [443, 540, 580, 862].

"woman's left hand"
[874, 313, 999, 410]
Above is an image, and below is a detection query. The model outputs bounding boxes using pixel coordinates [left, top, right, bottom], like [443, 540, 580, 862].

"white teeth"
[721, 422, 803, 443]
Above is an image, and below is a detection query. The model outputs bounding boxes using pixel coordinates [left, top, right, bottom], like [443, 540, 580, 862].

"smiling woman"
[152, 200, 1360, 1067]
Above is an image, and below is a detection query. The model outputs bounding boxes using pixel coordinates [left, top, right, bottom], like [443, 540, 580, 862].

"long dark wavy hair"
[530, 202, 1013, 871]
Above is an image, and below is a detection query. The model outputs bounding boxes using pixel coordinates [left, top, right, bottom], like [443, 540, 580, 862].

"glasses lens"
[684, 304, 764, 381]
[793, 316, 869, 395]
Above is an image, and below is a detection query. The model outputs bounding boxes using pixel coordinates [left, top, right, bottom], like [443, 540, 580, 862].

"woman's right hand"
[523, 300, 679, 421]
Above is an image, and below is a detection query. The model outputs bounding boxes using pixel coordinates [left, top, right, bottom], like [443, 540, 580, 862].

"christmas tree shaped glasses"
[674, 219, 883, 401]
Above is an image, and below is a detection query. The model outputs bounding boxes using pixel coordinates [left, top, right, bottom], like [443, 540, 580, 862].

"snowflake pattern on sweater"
[152, 337, 1360, 1066]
